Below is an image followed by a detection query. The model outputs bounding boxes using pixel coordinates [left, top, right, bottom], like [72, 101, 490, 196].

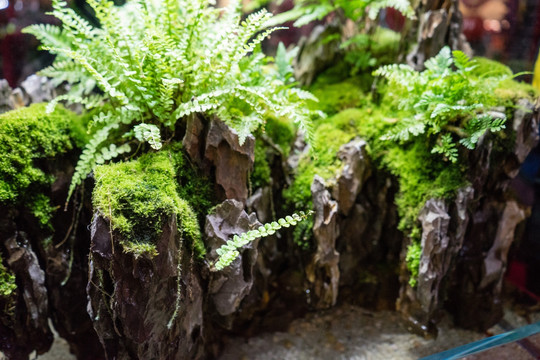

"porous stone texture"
[87, 215, 204, 359]
[407, 0, 472, 71]
[0, 229, 53, 359]
[332, 138, 371, 216]
[399, 100, 539, 333]
[205, 119, 255, 203]
[183, 116, 255, 204]
[306, 176, 340, 309]
[205, 199, 262, 323]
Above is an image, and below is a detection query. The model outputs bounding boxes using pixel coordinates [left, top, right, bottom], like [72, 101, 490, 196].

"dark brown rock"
[247, 187, 274, 224]
[87, 214, 204, 359]
[333, 138, 371, 216]
[512, 99, 540, 167]
[306, 176, 340, 309]
[1, 231, 53, 359]
[479, 201, 527, 291]
[294, 23, 341, 86]
[182, 114, 206, 166]
[205, 200, 261, 322]
[407, 0, 471, 70]
[416, 199, 451, 315]
[204, 118, 255, 203]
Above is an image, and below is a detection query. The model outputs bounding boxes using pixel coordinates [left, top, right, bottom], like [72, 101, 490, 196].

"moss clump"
[369, 28, 401, 64]
[265, 116, 296, 156]
[383, 141, 465, 232]
[284, 122, 354, 211]
[405, 240, 422, 287]
[495, 78, 538, 104]
[120, 242, 159, 258]
[472, 57, 514, 78]
[283, 117, 353, 247]
[471, 57, 538, 103]
[0, 103, 86, 227]
[93, 149, 206, 258]
[251, 140, 272, 189]
[0, 258, 16, 297]
[309, 80, 368, 116]
[168, 143, 214, 226]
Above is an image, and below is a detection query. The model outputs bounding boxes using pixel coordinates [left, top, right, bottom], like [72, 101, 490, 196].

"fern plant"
[374, 47, 507, 163]
[266, 0, 414, 28]
[212, 210, 313, 271]
[24, 0, 318, 199]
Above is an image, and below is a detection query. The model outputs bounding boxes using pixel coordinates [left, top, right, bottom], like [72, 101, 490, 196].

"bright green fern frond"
[212, 211, 314, 271]
[452, 50, 476, 72]
[424, 46, 453, 77]
[134, 123, 162, 150]
[68, 122, 120, 199]
[367, 0, 414, 20]
[27, 0, 317, 202]
[22, 24, 71, 52]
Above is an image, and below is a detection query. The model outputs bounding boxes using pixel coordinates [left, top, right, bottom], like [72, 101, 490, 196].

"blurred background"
[1, 0, 539, 88]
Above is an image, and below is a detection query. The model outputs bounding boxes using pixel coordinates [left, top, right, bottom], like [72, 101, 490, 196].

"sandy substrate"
[9, 302, 538, 359]
[219, 303, 540, 360]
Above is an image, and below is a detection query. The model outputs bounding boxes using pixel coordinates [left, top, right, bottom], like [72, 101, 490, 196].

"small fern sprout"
[212, 211, 314, 271]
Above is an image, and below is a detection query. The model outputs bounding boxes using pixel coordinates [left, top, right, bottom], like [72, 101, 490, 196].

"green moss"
[120, 241, 159, 259]
[93, 148, 206, 258]
[405, 240, 421, 287]
[251, 140, 272, 189]
[0, 258, 16, 297]
[284, 122, 354, 211]
[0, 103, 86, 226]
[495, 78, 538, 103]
[470, 57, 538, 103]
[471, 57, 513, 78]
[309, 79, 367, 116]
[29, 193, 57, 228]
[168, 143, 214, 227]
[265, 116, 295, 156]
[292, 217, 313, 249]
[370, 28, 401, 64]
[383, 141, 465, 231]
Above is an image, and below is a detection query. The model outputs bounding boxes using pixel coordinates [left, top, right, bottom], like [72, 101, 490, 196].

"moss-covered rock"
[251, 141, 272, 189]
[309, 80, 368, 116]
[0, 257, 16, 297]
[92, 148, 209, 259]
[0, 103, 86, 227]
[468, 57, 537, 105]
